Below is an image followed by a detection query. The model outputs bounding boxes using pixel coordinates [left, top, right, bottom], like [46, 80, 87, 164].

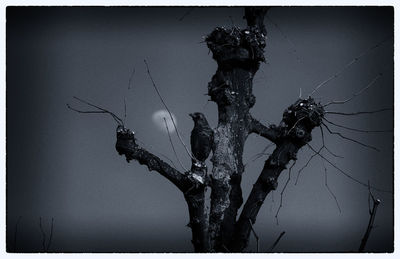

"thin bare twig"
[324, 146, 344, 159]
[222, 244, 231, 252]
[309, 36, 392, 97]
[359, 181, 381, 252]
[67, 96, 124, 125]
[320, 126, 344, 159]
[295, 126, 347, 185]
[307, 143, 391, 193]
[295, 146, 322, 185]
[144, 59, 195, 161]
[287, 117, 306, 135]
[266, 14, 302, 64]
[244, 143, 275, 166]
[322, 161, 341, 213]
[163, 117, 188, 172]
[128, 67, 135, 90]
[275, 161, 296, 225]
[178, 7, 195, 21]
[38, 217, 55, 252]
[325, 108, 393, 116]
[73, 96, 123, 125]
[323, 74, 382, 107]
[322, 122, 380, 152]
[268, 231, 286, 252]
[46, 218, 54, 251]
[323, 117, 392, 133]
[248, 219, 259, 252]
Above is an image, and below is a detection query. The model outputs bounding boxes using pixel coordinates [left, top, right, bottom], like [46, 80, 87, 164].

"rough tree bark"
[115, 7, 325, 252]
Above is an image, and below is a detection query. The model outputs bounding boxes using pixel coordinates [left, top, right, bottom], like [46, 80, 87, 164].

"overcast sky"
[6, 6, 393, 252]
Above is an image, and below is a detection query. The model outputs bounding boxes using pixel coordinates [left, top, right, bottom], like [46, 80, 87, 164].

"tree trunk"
[115, 7, 325, 252]
[205, 7, 269, 251]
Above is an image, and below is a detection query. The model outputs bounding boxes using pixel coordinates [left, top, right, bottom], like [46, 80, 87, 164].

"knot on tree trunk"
[206, 26, 266, 68]
[277, 97, 325, 146]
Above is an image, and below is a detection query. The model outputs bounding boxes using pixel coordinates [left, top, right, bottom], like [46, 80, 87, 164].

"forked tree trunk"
[115, 7, 324, 252]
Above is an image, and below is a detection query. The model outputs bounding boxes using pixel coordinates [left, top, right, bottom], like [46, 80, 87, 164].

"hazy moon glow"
[152, 110, 177, 134]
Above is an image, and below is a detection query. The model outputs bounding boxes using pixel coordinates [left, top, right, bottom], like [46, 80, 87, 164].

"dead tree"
[69, 7, 391, 252]
[114, 7, 322, 252]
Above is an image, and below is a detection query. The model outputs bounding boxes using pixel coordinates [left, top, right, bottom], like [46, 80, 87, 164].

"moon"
[152, 110, 177, 134]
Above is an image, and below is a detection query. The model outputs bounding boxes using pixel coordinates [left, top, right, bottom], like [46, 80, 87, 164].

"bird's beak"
[189, 113, 194, 118]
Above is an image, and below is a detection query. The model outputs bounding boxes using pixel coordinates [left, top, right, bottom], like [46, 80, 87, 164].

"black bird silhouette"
[189, 112, 213, 166]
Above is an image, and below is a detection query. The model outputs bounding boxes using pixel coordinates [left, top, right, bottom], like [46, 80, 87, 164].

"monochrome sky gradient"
[6, 6, 393, 252]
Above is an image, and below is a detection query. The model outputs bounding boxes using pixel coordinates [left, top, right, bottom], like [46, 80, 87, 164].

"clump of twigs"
[206, 26, 267, 64]
[278, 96, 325, 145]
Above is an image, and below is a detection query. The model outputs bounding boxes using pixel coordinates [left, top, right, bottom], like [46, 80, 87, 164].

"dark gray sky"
[6, 6, 393, 252]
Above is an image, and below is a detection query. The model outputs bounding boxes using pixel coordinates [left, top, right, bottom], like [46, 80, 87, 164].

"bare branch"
[116, 128, 188, 191]
[46, 218, 54, 251]
[232, 142, 300, 251]
[323, 73, 382, 107]
[309, 36, 391, 96]
[144, 59, 195, 161]
[221, 244, 230, 252]
[359, 182, 381, 252]
[268, 231, 286, 252]
[66, 104, 122, 124]
[325, 108, 393, 116]
[178, 7, 195, 21]
[368, 181, 372, 214]
[135, 139, 177, 170]
[324, 146, 344, 159]
[244, 143, 275, 167]
[163, 117, 188, 172]
[322, 161, 341, 213]
[248, 219, 259, 252]
[266, 14, 302, 64]
[275, 161, 296, 225]
[320, 126, 344, 159]
[128, 67, 135, 90]
[295, 146, 322, 185]
[307, 143, 391, 194]
[287, 117, 306, 135]
[295, 125, 348, 185]
[250, 117, 280, 144]
[322, 122, 380, 152]
[67, 96, 124, 125]
[323, 117, 392, 133]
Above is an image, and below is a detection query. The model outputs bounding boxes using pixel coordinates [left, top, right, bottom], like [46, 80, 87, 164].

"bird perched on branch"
[189, 112, 213, 168]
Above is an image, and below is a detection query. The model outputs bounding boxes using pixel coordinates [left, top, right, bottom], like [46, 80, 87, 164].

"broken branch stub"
[115, 125, 136, 160]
